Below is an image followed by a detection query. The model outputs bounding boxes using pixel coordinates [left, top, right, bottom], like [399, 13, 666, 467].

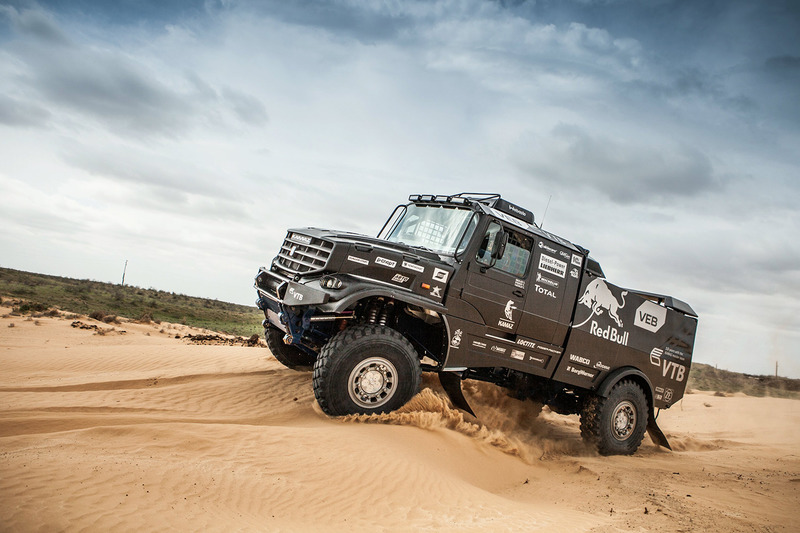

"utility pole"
[121, 260, 128, 286]
[776, 361, 778, 378]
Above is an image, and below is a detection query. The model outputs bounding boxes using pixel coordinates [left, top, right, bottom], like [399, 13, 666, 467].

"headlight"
[320, 276, 343, 290]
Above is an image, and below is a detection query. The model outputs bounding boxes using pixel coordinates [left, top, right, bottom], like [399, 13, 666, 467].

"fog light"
[320, 276, 343, 290]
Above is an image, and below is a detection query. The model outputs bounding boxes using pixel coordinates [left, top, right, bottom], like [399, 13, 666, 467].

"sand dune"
[1, 307, 798, 532]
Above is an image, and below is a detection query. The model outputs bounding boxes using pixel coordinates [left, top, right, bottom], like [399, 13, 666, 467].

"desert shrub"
[102, 314, 120, 324]
[89, 311, 105, 321]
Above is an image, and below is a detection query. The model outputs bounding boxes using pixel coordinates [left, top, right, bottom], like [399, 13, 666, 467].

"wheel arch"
[596, 367, 654, 412]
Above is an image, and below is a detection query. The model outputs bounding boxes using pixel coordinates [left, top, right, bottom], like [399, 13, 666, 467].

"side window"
[496, 230, 532, 277]
[476, 222, 533, 278]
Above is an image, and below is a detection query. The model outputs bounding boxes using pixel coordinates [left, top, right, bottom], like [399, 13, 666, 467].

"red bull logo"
[576, 279, 628, 328]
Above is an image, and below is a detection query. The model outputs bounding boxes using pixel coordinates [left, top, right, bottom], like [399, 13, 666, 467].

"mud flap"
[647, 411, 672, 450]
[438, 371, 476, 418]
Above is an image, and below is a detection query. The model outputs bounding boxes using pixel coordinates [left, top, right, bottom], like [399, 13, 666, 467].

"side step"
[438, 371, 476, 417]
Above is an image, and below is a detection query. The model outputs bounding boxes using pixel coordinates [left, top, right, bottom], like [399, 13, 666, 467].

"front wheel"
[265, 326, 317, 371]
[313, 325, 421, 416]
[580, 380, 648, 456]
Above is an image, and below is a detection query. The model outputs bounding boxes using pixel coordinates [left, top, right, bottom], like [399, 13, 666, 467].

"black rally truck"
[255, 193, 698, 455]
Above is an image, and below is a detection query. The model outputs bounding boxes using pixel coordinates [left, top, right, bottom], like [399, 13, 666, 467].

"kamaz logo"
[290, 233, 312, 244]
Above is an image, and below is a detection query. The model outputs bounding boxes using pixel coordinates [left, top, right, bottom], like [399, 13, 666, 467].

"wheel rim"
[611, 400, 637, 441]
[348, 357, 398, 409]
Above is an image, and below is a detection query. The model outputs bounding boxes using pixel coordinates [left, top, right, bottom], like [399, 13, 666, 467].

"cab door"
[460, 220, 533, 335]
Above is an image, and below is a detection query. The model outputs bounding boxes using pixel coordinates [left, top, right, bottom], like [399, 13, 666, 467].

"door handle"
[512, 289, 525, 298]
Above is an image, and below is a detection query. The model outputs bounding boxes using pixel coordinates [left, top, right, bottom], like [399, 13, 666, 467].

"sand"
[1, 306, 798, 532]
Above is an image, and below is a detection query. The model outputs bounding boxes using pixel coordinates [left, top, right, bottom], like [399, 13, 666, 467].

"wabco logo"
[569, 354, 591, 366]
[577, 279, 627, 327]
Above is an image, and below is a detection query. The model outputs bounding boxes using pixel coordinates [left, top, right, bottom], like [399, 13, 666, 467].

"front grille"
[275, 232, 333, 275]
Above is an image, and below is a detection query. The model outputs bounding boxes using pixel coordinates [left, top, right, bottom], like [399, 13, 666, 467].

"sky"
[0, 0, 798, 378]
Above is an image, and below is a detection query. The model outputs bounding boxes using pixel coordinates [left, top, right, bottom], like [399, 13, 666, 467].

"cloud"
[511, 123, 722, 203]
[0, 4, 72, 46]
[2, 6, 268, 137]
[0, 93, 51, 127]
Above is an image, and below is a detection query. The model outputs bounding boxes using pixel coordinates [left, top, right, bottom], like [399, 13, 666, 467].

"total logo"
[535, 284, 557, 299]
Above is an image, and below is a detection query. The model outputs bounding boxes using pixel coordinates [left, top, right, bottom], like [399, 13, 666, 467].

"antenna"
[540, 195, 552, 229]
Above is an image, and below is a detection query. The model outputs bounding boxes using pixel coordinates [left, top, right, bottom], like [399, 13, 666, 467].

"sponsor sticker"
[594, 361, 610, 371]
[589, 321, 629, 346]
[515, 279, 525, 289]
[347, 255, 369, 266]
[402, 261, 425, 273]
[490, 345, 507, 354]
[570, 268, 579, 279]
[535, 284, 557, 299]
[375, 257, 397, 268]
[510, 349, 525, 360]
[536, 272, 559, 288]
[571, 254, 582, 267]
[569, 354, 591, 366]
[432, 268, 449, 283]
[634, 301, 667, 333]
[664, 388, 674, 402]
[538, 241, 557, 254]
[528, 355, 546, 364]
[430, 286, 442, 298]
[472, 340, 487, 349]
[450, 329, 462, 348]
[517, 338, 536, 349]
[497, 319, 514, 329]
[649, 348, 663, 366]
[566, 365, 596, 379]
[538, 254, 567, 278]
[391, 273, 410, 284]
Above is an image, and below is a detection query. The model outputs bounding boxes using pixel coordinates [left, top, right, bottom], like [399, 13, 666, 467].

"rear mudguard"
[438, 372, 476, 417]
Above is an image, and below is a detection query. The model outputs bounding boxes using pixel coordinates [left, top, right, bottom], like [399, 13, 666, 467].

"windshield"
[384, 204, 477, 255]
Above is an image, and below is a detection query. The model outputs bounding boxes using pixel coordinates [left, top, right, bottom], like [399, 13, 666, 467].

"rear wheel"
[313, 325, 421, 416]
[265, 326, 317, 371]
[580, 380, 648, 455]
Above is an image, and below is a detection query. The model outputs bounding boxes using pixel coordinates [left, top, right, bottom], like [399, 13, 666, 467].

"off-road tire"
[313, 325, 421, 416]
[265, 326, 317, 371]
[580, 380, 648, 456]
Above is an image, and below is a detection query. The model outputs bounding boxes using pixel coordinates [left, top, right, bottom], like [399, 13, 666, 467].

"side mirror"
[493, 231, 508, 261]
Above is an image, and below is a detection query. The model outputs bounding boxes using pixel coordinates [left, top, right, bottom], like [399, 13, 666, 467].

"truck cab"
[255, 193, 698, 455]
